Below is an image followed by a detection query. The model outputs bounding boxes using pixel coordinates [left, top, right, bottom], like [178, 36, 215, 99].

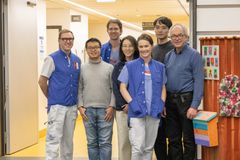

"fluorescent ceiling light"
[96, 0, 116, 2]
[62, 0, 154, 35]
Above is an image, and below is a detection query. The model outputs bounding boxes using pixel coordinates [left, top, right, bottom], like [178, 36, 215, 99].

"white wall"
[37, 0, 47, 131]
[46, 8, 70, 29]
[197, 8, 240, 32]
[197, 0, 240, 5]
[196, 1, 240, 34]
[70, 10, 88, 62]
[196, 0, 240, 54]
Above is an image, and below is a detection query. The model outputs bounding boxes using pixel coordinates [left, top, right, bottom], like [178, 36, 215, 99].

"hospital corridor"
[1, 1, 240, 160]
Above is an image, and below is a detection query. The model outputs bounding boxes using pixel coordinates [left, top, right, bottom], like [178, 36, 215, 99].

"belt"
[167, 91, 193, 99]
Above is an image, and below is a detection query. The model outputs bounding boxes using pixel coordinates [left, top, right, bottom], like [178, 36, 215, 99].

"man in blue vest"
[101, 19, 122, 65]
[38, 29, 81, 160]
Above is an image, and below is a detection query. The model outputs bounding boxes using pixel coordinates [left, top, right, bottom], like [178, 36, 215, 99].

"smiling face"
[58, 32, 74, 54]
[86, 41, 101, 61]
[138, 39, 153, 60]
[121, 39, 135, 60]
[107, 23, 122, 41]
[170, 25, 188, 50]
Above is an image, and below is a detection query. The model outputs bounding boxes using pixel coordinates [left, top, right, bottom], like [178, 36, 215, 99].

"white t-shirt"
[41, 56, 55, 78]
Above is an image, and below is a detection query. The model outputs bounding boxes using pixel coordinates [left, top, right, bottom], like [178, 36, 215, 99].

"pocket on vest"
[129, 99, 141, 114]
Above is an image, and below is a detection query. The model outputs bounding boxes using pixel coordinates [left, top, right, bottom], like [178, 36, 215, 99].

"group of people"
[38, 16, 204, 160]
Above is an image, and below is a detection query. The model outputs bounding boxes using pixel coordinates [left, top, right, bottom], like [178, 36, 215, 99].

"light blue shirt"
[110, 49, 120, 65]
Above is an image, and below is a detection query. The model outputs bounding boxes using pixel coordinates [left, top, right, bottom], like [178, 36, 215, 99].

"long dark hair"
[119, 35, 139, 62]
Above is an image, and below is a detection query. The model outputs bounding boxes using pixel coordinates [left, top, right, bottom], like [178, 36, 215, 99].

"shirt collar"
[59, 49, 72, 58]
[89, 57, 102, 64]
[174, 43, 188, 54]
[138, 57, 153, 65]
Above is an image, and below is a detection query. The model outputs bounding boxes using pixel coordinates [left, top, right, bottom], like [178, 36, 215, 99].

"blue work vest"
[126, 58, 165, 119]
[48, 49, 81, 108]
[101, 41, 112, 63]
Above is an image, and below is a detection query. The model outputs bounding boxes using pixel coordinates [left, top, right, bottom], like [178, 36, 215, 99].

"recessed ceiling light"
[96, 0, 116, 2]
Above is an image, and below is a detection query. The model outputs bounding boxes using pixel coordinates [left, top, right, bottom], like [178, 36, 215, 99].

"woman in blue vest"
[118, 33, 166, 160]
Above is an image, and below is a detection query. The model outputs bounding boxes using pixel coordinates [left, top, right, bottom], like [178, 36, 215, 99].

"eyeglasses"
[86, 46, 100, 50]
[60, 38, 74, 42]
[170, 34, 185, 40]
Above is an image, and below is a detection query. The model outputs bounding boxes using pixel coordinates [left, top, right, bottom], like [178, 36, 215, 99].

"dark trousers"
[154, 117, 167, 160]
[166, 92, 196, 160]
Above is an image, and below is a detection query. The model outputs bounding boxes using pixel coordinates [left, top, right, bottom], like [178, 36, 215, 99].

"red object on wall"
[200, 37, 240, 160]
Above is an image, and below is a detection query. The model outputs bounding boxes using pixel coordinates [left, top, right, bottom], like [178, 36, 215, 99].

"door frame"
[0, 0, 6, 156]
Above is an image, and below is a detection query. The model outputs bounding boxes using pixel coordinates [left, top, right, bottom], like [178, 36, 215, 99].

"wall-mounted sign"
[71, 15, 81, 22]
[142, 22, 154, 30]
[201, 45, 219, 80]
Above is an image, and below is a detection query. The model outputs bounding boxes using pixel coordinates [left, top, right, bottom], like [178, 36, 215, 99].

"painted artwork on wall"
[201, 45, 219, 80]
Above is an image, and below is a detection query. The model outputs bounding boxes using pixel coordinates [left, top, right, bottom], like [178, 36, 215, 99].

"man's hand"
[161, 107, 166, 118]
[104, 106, 114, 122]
[38, 76, 48, 98]
[122, 104, 128, 114]
[78, 106, 88, 121]
[186, 107, 198, 120]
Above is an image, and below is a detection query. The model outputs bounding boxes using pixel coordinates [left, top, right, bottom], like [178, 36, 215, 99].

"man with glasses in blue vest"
[38, 29, 81, 160]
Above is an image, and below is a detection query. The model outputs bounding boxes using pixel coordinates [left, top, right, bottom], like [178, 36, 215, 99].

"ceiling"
[46, 0, 189, 25]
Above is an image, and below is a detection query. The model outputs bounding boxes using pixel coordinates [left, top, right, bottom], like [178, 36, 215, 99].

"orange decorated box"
[193, 111, 218, 147]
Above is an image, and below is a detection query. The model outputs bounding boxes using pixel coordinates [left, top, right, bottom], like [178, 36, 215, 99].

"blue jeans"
[83, 107, 113, 160]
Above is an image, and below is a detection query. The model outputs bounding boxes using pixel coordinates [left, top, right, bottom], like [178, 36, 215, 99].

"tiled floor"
[3, 118, 119, 159]
[2, 117, 157, 160]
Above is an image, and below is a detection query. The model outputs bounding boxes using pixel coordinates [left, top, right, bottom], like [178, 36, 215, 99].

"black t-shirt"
[152, 41, 174, 63]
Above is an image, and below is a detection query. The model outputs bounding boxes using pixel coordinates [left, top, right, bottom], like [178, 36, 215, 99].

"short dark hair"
[137, 34, 153, 46]
[58, 29, 74, 39]
[153, 16, 172, 29]
[119, 35, 139, 62]
[107, 19, 122, 31]
[85, 38, 102, 49]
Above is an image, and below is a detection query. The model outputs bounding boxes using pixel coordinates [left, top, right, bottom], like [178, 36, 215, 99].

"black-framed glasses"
[86, 46, 100, 50]
[60, 38, 74, 42]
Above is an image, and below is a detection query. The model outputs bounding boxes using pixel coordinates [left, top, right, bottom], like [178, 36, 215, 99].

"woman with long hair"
[112, 35, 139, 160]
